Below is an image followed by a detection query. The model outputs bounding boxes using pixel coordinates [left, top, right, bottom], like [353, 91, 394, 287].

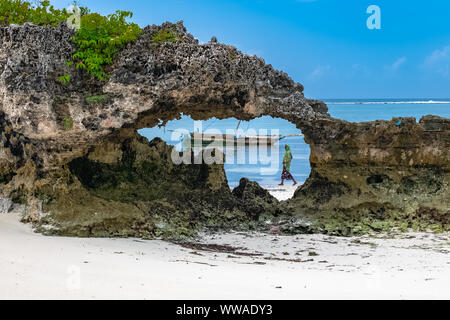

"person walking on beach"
[279, 145, 297, 186]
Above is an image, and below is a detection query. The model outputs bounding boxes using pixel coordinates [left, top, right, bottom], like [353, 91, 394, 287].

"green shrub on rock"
[72, 10, 142, 80]
[85, 94, 109, 106]
[0, 0, 68, 26]
[152, 26, 181, 44]
[0, 0, 142, 81]
[63, 117, 74, 130]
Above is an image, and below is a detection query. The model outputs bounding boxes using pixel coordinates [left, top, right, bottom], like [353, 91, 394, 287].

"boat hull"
[184, 134, 281, 148]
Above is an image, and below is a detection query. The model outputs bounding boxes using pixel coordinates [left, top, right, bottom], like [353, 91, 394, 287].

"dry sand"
[267, 184, 298, 201]
[0, 203, 449, 300]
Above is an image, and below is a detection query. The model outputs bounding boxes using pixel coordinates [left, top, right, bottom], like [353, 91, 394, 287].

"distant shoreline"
[323, 98, 450, 105]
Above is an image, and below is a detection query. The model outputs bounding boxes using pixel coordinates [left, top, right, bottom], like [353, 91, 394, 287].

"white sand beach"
[1, 203, 449, 300]
[267, 184, 299, 201]
[1, 0, 449, 304]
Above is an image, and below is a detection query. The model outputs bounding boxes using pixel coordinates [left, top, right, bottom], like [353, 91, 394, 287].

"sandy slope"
[267, 184, 298, 201]
[0, 208, 449, 300]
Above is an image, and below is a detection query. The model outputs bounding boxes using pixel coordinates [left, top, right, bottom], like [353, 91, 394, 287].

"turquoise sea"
[139, 99, 450, 189]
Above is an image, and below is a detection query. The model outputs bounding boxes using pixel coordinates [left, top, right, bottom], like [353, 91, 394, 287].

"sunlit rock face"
[289, 116, 450, 235]
[0, 21, 448, 237]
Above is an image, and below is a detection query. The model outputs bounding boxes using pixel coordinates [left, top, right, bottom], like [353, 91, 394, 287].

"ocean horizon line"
[322, 98, 450, 105]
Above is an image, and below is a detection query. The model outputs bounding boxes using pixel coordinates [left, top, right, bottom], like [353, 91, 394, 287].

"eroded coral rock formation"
[34, 135, 280, 238]
[0, 21, 448, 237]
[289, 116, 450, 235]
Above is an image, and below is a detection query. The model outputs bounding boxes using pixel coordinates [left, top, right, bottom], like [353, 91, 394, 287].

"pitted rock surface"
[0, 21, 448, 237]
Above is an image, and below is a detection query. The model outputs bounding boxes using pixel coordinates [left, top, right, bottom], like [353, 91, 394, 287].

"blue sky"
[52, 0, 450, 99]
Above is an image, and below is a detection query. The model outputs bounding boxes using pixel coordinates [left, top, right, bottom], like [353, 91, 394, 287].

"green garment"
[283, 145, 293, 172]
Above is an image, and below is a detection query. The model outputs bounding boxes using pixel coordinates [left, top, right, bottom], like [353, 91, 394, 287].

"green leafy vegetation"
[152, 27, 181, 44]
[0, 1, 142, 81]
[0, 0, 69, 26]
[63, 117, 73, 130]
[72, 10, 142, 80]
[57, 74, 70, 84]
[86, 94, 109, 105]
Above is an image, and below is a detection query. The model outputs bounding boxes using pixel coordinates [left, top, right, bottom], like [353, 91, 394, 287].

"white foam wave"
[293, 156, 309, 160]
[326, 100, 450, 105]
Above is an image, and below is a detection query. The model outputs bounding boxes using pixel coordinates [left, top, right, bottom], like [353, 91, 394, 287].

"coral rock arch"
[0, 22, 448, 237]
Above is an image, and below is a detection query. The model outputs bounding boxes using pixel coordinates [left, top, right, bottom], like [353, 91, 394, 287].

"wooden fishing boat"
[183, 133, 284, 148]
[181, 121, 304, 149]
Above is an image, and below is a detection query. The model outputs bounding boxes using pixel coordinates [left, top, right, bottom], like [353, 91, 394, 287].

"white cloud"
[308, 65, 332, 81]
[424, 46, 450, 77]
[385, 57, 407, 72]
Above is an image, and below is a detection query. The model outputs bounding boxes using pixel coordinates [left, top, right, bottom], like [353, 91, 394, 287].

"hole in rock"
[367, 175, 385, 185]
[138, 114, 311, 201]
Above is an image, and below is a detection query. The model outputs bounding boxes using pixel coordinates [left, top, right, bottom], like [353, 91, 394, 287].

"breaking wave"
[326, 100, 450, 105]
